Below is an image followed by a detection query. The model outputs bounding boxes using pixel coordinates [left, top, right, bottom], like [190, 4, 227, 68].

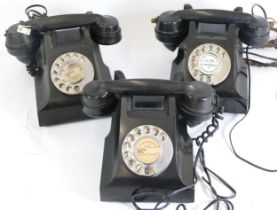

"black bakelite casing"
[5, 13, 121, 126]
[100, 94, 195, 203]
[34, 27, 112, 126]
[171, 22, 249, 113]
[155, 5, 270, 113]
[81, 77, 216, 203]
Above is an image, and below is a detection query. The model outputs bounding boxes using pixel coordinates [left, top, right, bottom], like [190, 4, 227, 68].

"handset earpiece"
[154, 4, 192, 51]
[90, 15, 121, 45]
[155, 11, 188, 51]
[5, 23, 41, 65]
[177, 81, 216, 127]
[238, 16, 269, 47]
[82, 80, 117, 118]
[81, 71, 125, 117]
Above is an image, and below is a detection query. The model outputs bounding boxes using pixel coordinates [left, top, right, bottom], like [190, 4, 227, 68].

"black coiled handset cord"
[25, 4, 47, 20]
[24, 4, 48, 76]
[132, 98, 236, 210]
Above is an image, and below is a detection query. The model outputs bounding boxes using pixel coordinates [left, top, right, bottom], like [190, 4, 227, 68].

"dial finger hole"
[74, 86, 80, 92]
[65, 54, 71, 60]
[59, 83, 65, 89]
[123, 152, 131, 160]
[73, 53, 79, 59]
[144, 167, 153, 175]
[80, 56, 86, 63]
[54, 63, 60, 69]
[153, 128, 160, 136]
[160, 133, 167, 142]
[143, 126, 150, 134]
[128, 134, 135, 142]
[136, 164, 143, 173]
[128, 159, 136, 167]
[207, 77, 211, 84]
[135, 128, 142, 136]
[124, 142, 131, 150]
[199, 75, 204, 81]
[66, 86, 72, 92]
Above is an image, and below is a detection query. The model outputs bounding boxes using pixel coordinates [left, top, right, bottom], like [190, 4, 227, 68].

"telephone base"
[100, 133, 195, 203]
[34, 27, 112, 126]
[99, 97, 195, 203]
[170, 22, 250, 114]
[100, 187, 194, 203]
[38, 103, 90, 126]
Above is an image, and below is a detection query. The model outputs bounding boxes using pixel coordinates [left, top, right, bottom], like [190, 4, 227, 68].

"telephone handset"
[154, 4, 269, 113]
[5, 6, 121, 126]
[82, 71, 217, 202]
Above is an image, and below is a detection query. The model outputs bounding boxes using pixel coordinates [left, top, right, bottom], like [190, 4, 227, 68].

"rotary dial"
[188, 43, 231, 85]
[122, 125, 173, 177]
[50, 52, 94, 95]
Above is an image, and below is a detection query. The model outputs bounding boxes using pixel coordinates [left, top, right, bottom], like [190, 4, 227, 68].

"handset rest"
[82, 79, 217, 123]
[155, 7, 269, 50]
[177, 9, 253, 24]
[5, 12, 121, 66]
[22, 13, 101, 31]
[21, 13, 121, 45]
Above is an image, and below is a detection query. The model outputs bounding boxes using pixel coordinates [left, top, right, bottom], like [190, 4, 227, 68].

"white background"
[0, 0, 277, 210]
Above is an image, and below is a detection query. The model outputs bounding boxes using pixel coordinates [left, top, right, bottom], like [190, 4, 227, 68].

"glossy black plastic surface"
[172, 22, 249, 113]
[35, 28, 112, 125]
[154, 5, 268, 113]
[5, 24, 40, 64]
[100, 95, 195, 203]
[155, 5, 269, 51]
[91, 15, 121, 45]
[82, 75, 217, 203]
[5, 12, 121, 126]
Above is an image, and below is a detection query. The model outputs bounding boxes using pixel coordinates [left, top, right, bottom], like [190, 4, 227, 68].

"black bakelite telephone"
[81, 71, 218, 203]
[154, 4, 269, 113]
[5, 6, 121, 126]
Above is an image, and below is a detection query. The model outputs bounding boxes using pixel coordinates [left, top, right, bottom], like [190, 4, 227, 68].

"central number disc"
[134, 137, 161, 164]
[50, 52, 94, 95]
[187, 43, 231, 85]
[122, 125, 173, 177]
[61, 63, 85, 84]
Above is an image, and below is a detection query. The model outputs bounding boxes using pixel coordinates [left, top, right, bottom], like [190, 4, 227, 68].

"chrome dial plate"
[50, 52, 94, 95]
[122, 125, 173, 177]
[188, 43, 231, 85]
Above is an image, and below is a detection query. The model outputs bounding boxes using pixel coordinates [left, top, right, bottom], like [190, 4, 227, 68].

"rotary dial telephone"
[154, 4, 269, 113]
[5, 6, 121, 126]
[81, 71, 218, 203]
